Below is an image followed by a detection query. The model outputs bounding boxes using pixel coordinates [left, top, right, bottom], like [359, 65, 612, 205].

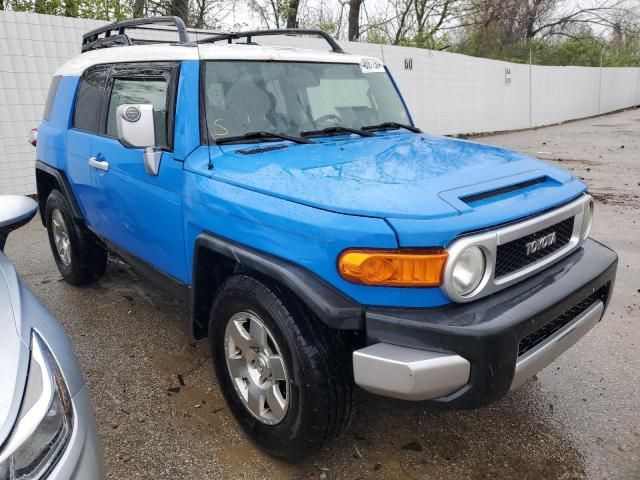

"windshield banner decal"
[359, 57, 385, 74]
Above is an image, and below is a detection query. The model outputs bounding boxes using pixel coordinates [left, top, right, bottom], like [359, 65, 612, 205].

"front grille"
[518, 285, 609, 357]
[461, 177, 546, 204]
[495, 216, 574, 278]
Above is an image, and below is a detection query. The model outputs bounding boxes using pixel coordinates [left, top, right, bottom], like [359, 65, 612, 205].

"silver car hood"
[0, 252, 85, 448]
[0, 252, 29, 448]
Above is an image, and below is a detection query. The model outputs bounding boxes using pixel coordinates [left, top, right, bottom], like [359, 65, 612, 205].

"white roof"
[55, 43, 376, 76]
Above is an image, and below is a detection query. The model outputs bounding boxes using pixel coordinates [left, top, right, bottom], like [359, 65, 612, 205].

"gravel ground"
[5, 108, 640, 480]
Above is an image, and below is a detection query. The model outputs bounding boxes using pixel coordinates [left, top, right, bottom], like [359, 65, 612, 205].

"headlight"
[451, 246, 486, 296]
[581, 200, 594, 240]
[0, 333, 73, 480]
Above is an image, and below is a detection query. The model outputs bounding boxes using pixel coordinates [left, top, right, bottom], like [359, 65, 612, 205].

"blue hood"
[212, 133, 584, 225]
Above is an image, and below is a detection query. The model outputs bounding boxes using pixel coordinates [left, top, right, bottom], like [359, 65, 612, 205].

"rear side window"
[106, 77, 170, 148]
[43, 76, 61, 121]
[73, 66, 109, 133]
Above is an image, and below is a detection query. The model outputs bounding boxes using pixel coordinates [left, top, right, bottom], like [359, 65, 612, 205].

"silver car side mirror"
[116, 104, 162, 176]
[0, 196, 38, 251]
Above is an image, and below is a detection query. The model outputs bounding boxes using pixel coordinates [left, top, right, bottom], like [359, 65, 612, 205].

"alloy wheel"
[224, 311, 290, 425]
[51, 209, 71, 266]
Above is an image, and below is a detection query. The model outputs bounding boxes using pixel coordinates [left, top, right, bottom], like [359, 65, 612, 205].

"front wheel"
[209, 275, 353, 460]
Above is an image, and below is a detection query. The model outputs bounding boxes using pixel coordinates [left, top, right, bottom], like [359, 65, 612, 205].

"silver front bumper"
[353, 300, 605, 401]
[352, 343, 470, 401]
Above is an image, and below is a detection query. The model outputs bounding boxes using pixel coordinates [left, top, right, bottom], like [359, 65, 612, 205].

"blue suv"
[33, 17, 617, 459]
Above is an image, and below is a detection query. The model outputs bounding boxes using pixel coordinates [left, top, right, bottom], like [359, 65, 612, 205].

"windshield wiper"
[301, 126, 377, 138]
[361, 122, 422, 133]
[214, 131, 314, 145]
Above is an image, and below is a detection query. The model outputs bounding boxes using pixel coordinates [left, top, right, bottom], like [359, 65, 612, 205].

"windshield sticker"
[359, 57, 385, 74]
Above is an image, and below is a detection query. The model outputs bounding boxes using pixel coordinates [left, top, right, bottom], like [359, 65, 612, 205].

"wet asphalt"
[5, 109, 640, 479]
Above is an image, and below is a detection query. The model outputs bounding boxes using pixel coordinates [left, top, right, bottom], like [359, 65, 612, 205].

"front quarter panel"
[183, 148, 452, 307]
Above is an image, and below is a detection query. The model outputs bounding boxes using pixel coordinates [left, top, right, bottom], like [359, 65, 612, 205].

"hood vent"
[236, 145, 290, 155]
[461, 177, 546, 205]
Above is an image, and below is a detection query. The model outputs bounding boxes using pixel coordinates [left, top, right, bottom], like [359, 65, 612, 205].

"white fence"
[1, 11, 639, 195]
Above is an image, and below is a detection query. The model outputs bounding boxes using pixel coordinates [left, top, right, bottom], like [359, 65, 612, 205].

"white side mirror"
[116, 104, 162, 176]
[0, 195, 38, 250]
[116, 104, 155, 147]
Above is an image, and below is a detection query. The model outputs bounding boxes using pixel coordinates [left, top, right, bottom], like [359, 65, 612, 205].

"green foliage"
[247, 0, 300, 28]
[398, 31, 453, 50]
[7, 0, 131, 20]
[453, 13, 640, 67]
[455, 32, 640, 67]
[361, 25, 390, 45]
[531, 38, 603, 67]
[314, 21, 338, 36]
[10, 0, 63, 16]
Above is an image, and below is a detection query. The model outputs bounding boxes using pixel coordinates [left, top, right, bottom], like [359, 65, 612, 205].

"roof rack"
[82, 16, 193, 53]
[198, 29, 345, 53]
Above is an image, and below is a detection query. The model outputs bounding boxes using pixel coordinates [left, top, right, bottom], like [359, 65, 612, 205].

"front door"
[88, 62, 188, 282]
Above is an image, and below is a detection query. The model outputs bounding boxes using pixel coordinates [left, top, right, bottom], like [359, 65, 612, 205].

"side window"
[73, 66, 109, 133]
[106, 77, 170, 148]
[43, 76, 61, 121]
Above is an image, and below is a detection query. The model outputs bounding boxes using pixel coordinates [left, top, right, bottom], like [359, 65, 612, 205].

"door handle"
[88, 157, 109, 172]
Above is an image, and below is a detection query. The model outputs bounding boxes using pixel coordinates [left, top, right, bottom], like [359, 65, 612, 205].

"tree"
[8, 0, 65, 16]
[465, 0, 632, 44]
[348, 0, 362, 40]
[286, 0, 300, 27]
[170, 0, 188, 24]
[386, 0, 460, 46]
[248, 0, 302, 28]
[454, 0, 640, 65]
[296, 0, 349, 38]
[132, 0, 144, 17]
[64, 0, 78, 17]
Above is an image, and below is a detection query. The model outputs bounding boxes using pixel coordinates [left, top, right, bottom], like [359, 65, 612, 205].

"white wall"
[378, 45, 532, 134]
[1, 11, 639, 195]
[0, 12, 104, 195]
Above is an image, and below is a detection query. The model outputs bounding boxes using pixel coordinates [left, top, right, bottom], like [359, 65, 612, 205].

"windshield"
[202, 61, 411, 141]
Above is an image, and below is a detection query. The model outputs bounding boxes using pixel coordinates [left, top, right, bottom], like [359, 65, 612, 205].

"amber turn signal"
[338, 249, 448, 287]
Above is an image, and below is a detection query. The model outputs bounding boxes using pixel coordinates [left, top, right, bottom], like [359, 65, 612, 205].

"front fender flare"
[192, 233, 363, 337]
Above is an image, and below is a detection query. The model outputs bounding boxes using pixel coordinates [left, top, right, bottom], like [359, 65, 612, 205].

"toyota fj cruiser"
[33, 17, 618, 460]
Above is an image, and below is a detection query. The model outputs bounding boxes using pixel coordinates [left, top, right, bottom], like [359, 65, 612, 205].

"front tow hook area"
[353, 343, 471, 401]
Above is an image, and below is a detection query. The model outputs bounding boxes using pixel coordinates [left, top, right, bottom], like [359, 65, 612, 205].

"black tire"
[45, 189, 107, 285]
[209, 274, 353, 460]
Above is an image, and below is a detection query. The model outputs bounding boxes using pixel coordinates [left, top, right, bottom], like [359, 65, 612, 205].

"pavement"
[5, 108, 640, 480]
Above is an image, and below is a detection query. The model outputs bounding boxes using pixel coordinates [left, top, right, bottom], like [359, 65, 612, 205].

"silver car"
[0, 196, 104, 479]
